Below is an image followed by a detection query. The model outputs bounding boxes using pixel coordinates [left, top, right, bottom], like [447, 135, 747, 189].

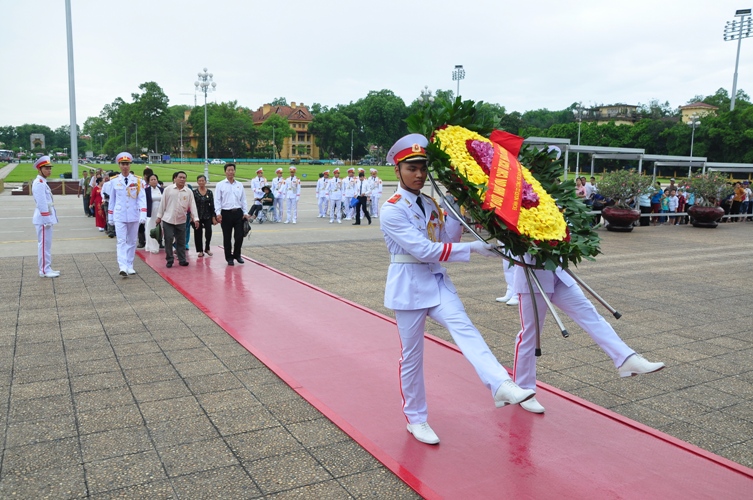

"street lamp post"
[572, 103, 585, 177]
[452, 65, 465, 99]
[195, 68, 216, 181]
[724, 9, 752, 111]
[688, 114, 701, 177]
[133, 123, 138, 151]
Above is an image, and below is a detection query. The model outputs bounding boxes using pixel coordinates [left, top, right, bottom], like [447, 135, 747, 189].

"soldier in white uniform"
[368, 168, 383, 217]
[316, 170, 330, 218]
[283, 166, 301, 224]
[107, 152, 147, 277]
[31, 156, 60, 278]
[380, 134, 534, 445]
[249, 168, 267, 220]
[271, 167, 285, 222]
[512, 261, 665, 414]
[342, 168, 356, 220]
[327, 168, 344, 223]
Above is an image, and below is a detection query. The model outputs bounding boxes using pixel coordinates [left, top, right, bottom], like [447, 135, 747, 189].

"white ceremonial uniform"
[251, 175, 267, 205]
[342, 174, 356, 219]
[511, 261, 635, 392]
[32, 174, 58, 275]
[369, 174, 383, 217]
[316, 177, 329, 217]
[271, 175, 285, 221]
[108, 173, 147, 273]
[327, 177, 343, 222]
[381, 186, 513, 425]
[284, 175, 301, 223]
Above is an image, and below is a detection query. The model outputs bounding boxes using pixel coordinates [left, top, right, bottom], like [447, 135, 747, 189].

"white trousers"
[344, 197, 353, 218]
[513, 281, 635, 391]
[286, 198, 298, 222]
[273, 197, 284, 221]
[35, 224, 53, 274]
[394, 274, 510, 424]
[371, 195, 381, 216]
[502, 260, 515, 293]
[318, 197, 328, 217]
[115, 220, 140, 271]
[329, 199, 342, 221]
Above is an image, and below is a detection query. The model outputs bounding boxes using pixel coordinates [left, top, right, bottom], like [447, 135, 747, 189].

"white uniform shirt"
[32, 175, 58, 225]
[327, 177, 343, 201]
[251, 176, 267, 202]
[108, 173, 147, 223]
[369, 175, 383, 196]
[380, 187, 472, 310]
[316, 177, 329, 199]
[342, 175, 356, 197]
[284, 176, 301, 199]
[214, 178, 249, 214]
[271, 175, 286, 198]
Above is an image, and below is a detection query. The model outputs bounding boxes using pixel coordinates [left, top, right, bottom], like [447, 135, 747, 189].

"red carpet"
[139, 251, 753, 499]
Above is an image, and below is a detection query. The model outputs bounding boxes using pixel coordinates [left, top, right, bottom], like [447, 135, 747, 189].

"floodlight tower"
[452, 65, 465, 98]
[724, 9, 753, 111]
[195, 68, 217, 180]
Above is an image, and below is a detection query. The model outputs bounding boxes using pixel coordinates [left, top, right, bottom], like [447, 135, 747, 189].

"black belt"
[221, 208, 242, 212]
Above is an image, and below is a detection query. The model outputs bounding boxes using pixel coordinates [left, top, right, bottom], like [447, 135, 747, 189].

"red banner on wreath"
[482, 143, 524, 234]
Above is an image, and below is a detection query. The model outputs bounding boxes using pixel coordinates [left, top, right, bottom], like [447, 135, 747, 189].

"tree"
[358, 90, 408, 158]
[257, 113, 294, 158]
[131, 82, 171, 153]
[309, 109, 356, 158]
[186, 101, 258, 158]
[271, 97, 288, 106]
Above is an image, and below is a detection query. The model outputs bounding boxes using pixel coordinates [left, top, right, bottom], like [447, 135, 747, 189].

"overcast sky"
[2, 0, 752, 129]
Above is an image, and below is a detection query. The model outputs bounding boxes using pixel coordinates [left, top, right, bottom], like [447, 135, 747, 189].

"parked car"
[332, 159, 345, 166]
[210, 158, 225, 165]
[310, 160, 324, 165]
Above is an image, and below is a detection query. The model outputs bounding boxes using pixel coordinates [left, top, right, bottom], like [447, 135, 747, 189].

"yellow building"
[679, 102, 718, 123]
[587, 104, 639, 125]
[252, 102, 320, 160]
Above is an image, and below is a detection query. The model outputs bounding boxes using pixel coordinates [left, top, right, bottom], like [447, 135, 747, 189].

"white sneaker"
[618, 354, 665, 378]
[39, 271, 59, 278]
[494, 379, 535, 407]
[496, 290, 514, 303]
[520, 396, 545, 414]
[407, 422, 440, 444]
[126, 268, 136, 275]
[506, 295, 519, 306]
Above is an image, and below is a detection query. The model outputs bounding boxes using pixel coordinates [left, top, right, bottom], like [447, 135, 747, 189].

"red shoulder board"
[387, 193, 401, 204]
[39, 179, 43, 182]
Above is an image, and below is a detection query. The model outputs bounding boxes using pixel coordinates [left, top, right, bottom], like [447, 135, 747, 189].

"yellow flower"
[433, 125, 567, 241]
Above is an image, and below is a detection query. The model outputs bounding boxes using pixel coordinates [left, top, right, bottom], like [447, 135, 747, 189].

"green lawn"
[2, 162, 398, 183]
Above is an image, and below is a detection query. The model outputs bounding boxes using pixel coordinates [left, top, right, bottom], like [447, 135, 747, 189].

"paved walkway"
[1, 190, 752, 498]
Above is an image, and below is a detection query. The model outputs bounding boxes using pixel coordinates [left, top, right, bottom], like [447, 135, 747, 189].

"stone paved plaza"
[1, 188, 751, 498]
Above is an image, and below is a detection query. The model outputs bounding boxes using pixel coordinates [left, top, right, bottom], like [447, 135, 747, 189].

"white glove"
[43, 223, 52, 229]
[139, 217, 147, 225]
[108, 218, 113, 226]
[470, 241, 499, 257]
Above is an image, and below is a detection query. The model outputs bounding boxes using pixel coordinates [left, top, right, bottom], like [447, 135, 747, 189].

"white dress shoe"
[496, 290, 514, 303]
[39, 271, 59, 278]
[407, 422, 440, 444]
[337, 220, 342, 224]
[119, 269, 128, 277]
[520, 396, 545, 414]
[126, 268, 136, 275]
[494, 379, 535, 407]
[618, 354, 665, 378]
[506, 295, 519, 306]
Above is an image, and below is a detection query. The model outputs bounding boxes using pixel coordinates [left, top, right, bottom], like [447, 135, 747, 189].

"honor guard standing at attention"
[108, 152, 147, 277]
[32, 156, 60, 278]
[380, 134, 534, 445]
[249, 168, 267, 220]
[511, 260, 665, 414]
[316, 170, 330, 218]
[271, 167, 285, 222]
[342, 168, 357, 220]
[327, 168, 344, 223]
[214, 163, 250, 265]
[369, 168, 384, 217]
[283, 166, 301, 224]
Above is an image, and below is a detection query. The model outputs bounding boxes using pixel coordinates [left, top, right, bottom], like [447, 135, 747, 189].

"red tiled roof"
[680, 102, 719, 110]
[252, 104, 313, 124]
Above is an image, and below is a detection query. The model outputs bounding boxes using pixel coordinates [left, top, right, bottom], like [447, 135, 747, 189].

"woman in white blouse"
[144, 174, 164, 254]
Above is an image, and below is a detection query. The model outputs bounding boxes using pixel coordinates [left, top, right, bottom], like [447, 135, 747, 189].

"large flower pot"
[602, 207, 640, 232]
[688, 205, 724, 228]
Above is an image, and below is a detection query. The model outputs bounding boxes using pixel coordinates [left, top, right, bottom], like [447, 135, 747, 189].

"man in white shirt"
[214, 163, 250, 265]
[155, 171, 199, 268]
[316, 170, 330, 218]
[353, 171, 372, 225]
[271, 167, 285, 222]
[368, 168, 383, 217]
[107, 152, 147, 277]
[283, 166, 301, 224]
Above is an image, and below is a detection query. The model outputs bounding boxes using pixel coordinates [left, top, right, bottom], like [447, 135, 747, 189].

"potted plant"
[687, 172, 734, 228]
[593, 169, 653, 232]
